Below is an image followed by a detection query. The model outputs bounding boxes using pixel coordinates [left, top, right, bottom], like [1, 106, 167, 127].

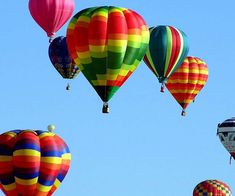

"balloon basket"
[49, 37, 54, 43]
[66, 84, 71, 91]
[160, 83, 165, 93]
[181, 110, 186, 116]
[102, 103, 109, 113]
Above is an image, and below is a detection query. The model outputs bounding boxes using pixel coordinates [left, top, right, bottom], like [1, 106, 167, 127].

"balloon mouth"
[49, 37, 54, 43]
[158, 77, 167, 83]
[48, 33, 55, 43]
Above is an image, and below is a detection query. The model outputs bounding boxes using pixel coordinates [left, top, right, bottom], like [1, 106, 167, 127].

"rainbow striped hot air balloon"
[0, 129, 71, 196]
[193, 180, 232, 196]
[66, 6, 149, 113]
[144, 25, 189, 92]
[165, 56, 208, 116]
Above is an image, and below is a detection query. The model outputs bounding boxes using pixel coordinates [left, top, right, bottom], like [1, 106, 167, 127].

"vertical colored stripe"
[144, 25, 189, 83]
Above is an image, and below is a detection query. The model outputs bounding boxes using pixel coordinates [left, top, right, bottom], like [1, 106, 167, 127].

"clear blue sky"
[1, 1, 235, 195]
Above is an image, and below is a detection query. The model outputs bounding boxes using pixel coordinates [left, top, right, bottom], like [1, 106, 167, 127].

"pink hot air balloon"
[29, 0, 75, 41]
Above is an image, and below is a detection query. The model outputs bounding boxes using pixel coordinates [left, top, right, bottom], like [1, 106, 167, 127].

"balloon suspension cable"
[66, 83, 71, 91]
[160, 83, 165, 93]
[102, 102, 109, 114]
[181, 110, 186, 116]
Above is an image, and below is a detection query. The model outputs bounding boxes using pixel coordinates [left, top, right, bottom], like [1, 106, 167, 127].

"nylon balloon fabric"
[29, 0, 75, 38]
[217, 117, 235, 160]
[193, 180, 232, 196]
[144, 26, 189, 84]
[0, 130, 71, 196]
[66, 6, 149, 102]
[49, 36, 79, 79]
[165, 56, 208, 115]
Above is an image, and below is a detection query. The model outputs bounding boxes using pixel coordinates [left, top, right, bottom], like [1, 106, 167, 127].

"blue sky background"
[1, 1, 235, 195]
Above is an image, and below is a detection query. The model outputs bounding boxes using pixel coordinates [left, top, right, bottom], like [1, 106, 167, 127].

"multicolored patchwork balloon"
[144, 25, 189, 92]
[193, 180, 232, 196]
[217, 117, 235, 162]
[165, 56, 208, 116]
[66, 6, 149, 113]
[0, 129, 71, 196]
[49, 36, 80, 90]
[29, 0, 75, 41]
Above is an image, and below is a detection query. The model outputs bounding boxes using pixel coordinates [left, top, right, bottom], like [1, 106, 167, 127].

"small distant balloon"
[193, 180, 232, 196]
[217, 117, 235, 161]
[48, 124, 56, 132]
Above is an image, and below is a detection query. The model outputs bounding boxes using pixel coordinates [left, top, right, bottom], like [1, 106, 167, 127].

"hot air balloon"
[48, 124, 56, 132]
[143, 25, 189, 92]
[217, 117, 235, 162]
[0, 129, 71, 196]
[66, 6, 149, 113]
[49, 36, 79, 90]
[193, 180, 232, 196]
[29, 0, 75, 42]
[165, 56, 208, 116]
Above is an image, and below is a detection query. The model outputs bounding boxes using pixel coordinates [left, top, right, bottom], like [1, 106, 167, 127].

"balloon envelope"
[0, 129, 71, 196]
[166, 56, 208, 115]
[193, 180, 232, 196]
[49, 36, 79, 79]
[217, 117, 235, 159]
[144, 25, 189, 85]
[29, 0, 75, 38]
[47, 124, 56, 132]
[66, 6, 149, 104]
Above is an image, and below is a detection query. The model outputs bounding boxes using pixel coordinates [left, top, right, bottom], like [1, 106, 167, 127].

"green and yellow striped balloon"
[66, 6, 149, 112]
[144, 25, 189, 92]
